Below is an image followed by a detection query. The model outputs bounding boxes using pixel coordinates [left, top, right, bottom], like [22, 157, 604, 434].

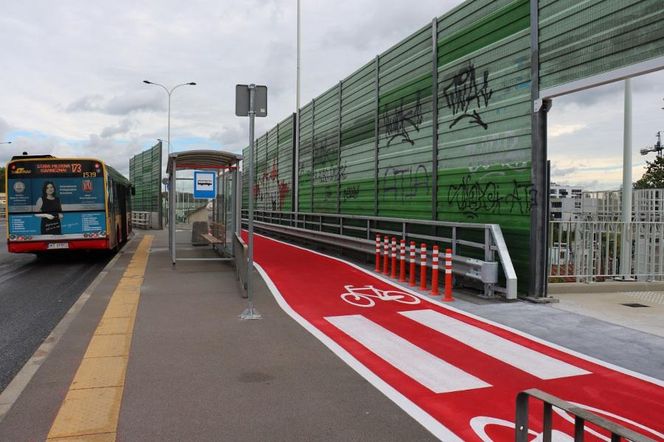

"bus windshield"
[6, 159, 107, 240]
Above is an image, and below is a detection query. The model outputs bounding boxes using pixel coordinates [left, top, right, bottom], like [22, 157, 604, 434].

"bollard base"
[240, 303, 263, 320]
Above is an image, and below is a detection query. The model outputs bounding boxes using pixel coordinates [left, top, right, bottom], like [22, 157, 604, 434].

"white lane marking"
[325, 314, 491, 394]
[400, 309, 590, 380]
[254, 263, 464, 441]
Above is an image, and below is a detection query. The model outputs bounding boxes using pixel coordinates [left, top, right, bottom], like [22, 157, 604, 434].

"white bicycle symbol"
[340, 285, 421, 308]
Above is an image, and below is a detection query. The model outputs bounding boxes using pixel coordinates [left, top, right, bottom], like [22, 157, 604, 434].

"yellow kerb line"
[46, 235, 153, 441]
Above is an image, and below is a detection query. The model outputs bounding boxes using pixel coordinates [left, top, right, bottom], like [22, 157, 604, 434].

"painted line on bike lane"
[247, 232, 664, 441]
[325, 314, 491, 393]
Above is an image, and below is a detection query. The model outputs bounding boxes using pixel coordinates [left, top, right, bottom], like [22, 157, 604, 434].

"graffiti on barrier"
[253, 160, 290, 211]
[382, 164, 430, 203]
[443, 62, 493, 130]
[382, 94, 424, 147]
[341, 185, 360, 202]
[313, 162, 348, 185]
[447, 174, 533, 219]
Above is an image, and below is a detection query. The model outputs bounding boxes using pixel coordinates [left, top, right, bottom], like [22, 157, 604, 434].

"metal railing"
[131, 211, 152, 229]
[549, 220, 664, 282]
[515, 389, 655, 441]
[243, 210, 517, 299]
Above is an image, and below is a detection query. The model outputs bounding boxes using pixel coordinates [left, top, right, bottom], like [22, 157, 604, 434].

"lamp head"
[640, 148, 651, 156]
[143, 80, 152, 84]
[188, 82, 197, 86]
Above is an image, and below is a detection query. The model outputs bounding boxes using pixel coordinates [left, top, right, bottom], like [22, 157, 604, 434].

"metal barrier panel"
[378, 24, 434, 220]
[340, 60, 376, 216]
[277, 115, 295, 212]
[539, 0, 664, 93]
[297, 100, 314, 212]
[129, 142, 162, 229]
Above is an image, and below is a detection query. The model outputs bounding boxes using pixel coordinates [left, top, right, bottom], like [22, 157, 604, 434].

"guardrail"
[515, 388, 655, 441]
[242, 210, 517, 299]
[131, 211, 152, 229]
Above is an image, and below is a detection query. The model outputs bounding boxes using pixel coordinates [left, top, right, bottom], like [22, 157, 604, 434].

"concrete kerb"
[0, 235, 139, 424]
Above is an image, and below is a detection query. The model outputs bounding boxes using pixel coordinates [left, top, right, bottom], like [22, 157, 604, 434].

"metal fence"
[548, 220, 664, 282]
[131, 211, 152, 230]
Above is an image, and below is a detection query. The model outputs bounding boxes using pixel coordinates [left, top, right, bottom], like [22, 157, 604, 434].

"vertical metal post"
[157, 141, 164, 229]
[337, 81, 342, 214]
[431, 18, 439, 221]
[374, 55, 380, 216]
[311, 99, 316, 212]
[231, 168, 238, 254]
[292, 113, 297, 212]
[515, 392, 530, 442]
[241, 84, 261, 320]
[529, 0, 550, 298]
[294, 0, 301, 213]
[620, 78, 633, 279]
[169, 160, 177, 265]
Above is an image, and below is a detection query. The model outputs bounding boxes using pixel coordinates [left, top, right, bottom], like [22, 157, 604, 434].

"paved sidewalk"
[0, 229, 435, 441]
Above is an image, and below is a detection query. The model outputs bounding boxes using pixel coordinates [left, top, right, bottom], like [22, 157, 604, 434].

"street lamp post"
[142, 80, 196, 155]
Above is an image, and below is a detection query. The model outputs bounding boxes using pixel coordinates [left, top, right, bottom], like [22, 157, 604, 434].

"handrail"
[515, 388, 656, 441]
[243, 209, 517, 299]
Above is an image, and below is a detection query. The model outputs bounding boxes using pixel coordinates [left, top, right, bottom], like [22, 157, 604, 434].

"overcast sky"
[1, 0, 662, 190]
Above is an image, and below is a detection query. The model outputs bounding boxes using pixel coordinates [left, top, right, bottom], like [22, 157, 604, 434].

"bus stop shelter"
[166, 150, 242, 265]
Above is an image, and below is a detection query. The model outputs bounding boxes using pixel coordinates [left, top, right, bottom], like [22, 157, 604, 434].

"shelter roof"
[166, 149, 242, 174]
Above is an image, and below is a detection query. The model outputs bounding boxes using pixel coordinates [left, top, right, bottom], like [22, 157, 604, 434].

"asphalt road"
[0, 221, 111, 392]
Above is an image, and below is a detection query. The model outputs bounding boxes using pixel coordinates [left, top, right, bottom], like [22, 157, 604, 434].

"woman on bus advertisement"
[35, 181, 63, 234]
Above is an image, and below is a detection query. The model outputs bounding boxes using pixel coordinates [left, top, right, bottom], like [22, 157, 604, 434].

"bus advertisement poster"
[8, 211, 107, 238]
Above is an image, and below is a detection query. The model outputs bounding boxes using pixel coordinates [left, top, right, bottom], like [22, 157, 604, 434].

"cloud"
[66, 91, 165, 115]
[100, 118, 134, 138]
[210, 123, 246, 151]
[549, 123, 586, 138]
[0, 117, 10, 140]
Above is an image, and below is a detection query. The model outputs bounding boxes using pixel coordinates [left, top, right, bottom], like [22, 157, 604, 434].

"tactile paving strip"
[47, 236, 153, 441]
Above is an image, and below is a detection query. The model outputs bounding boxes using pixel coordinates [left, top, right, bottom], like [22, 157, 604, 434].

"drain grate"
[621, 303, 650, 308]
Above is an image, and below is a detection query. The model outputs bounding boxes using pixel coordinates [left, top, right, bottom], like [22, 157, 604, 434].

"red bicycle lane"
[246, 232, 664, 441]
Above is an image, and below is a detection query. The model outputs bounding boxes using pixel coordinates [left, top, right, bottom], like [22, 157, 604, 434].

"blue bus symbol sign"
[193, 171, 216, 199]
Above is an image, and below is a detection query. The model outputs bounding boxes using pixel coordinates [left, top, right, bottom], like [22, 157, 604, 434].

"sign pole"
[241, 84, 261, 320]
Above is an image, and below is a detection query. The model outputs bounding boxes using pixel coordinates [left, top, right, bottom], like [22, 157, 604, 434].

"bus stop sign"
[193, 171, 216, 199]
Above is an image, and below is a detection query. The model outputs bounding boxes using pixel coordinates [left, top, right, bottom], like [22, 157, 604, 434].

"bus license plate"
[47, 243, 69, 250]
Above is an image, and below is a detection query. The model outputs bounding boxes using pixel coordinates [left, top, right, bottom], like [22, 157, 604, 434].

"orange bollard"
[391, 237, 397, 279]
[420, 243, 427, 290]
[444, 248, 454, 302]
[409, 241, 416, 286]
[383, 237, 389, 275]
[431, 246, 440, 296]
[375, 234, 381, 272]
[399, 239, 406, 282]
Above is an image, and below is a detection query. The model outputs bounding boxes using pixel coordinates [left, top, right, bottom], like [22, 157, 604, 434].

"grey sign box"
[235, 84, 267, 117]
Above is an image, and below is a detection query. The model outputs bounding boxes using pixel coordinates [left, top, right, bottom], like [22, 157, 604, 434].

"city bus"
[5, 154, 132, 254]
